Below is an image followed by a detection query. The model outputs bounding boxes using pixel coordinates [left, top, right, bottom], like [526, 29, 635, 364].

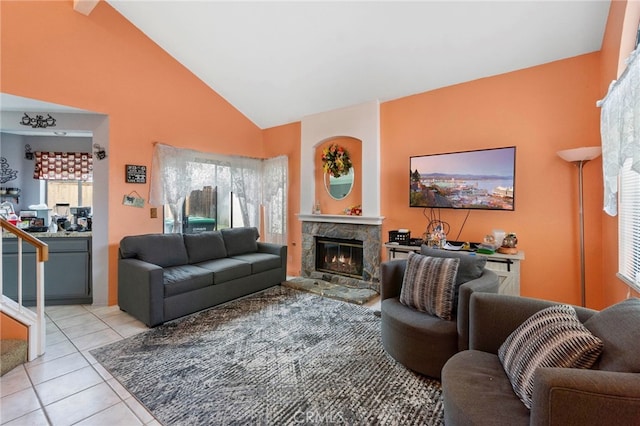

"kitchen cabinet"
[2, 235, 92, 305]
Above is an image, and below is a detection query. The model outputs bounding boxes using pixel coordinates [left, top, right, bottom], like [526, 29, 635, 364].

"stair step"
[1, 339, 28, 376]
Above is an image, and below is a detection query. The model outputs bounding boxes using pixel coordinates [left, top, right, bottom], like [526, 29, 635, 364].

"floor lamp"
[557, 146, 602, 307]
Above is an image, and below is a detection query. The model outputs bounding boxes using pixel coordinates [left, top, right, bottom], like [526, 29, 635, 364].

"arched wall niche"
[313, 136, 362, 214]
[300, 100, 382, 220]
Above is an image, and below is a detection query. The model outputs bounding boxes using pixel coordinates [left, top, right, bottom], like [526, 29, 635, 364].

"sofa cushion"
[221, 227, 259, 256]
[442, 350, 530, 426]
[196, 258, 252, 284]
[498, 304, 604, 409]
[120, 233, 188, 268]
[163, 265, 213, 297]
[230, 253, 282, 274]
[399, 252, 460, 321]
[183, 231, 227, 264]
[420, 247, 486, 314]
[584, 297, 640, 372]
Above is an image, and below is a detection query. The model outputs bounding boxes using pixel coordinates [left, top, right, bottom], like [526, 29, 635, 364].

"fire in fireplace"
[315, 237, 364, 279]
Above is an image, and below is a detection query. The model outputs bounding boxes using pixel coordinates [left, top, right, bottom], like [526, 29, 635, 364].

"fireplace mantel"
[298, 214, 385, 226]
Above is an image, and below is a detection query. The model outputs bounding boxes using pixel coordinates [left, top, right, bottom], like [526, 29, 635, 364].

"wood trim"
[0, 218, 49, 262]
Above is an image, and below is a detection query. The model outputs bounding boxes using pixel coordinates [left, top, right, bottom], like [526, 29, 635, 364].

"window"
[619, 158, 640, 291]
[164, 185, 218, 234]
[163, 160, 233, 233]
[598, 46, 638, 293]
[35, 151, 93, 209]
[46, 181, 92, 208]
[151, 144, 287, 243]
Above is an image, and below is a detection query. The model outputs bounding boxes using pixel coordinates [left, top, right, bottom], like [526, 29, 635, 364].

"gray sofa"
[380, 247, 500, 379]
[118, 227, 287, 327]
[442, 292, 640, 425]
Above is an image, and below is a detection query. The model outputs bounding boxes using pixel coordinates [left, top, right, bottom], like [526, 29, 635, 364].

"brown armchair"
[442, 293, 640, 425]
[380, 248, 500, 379]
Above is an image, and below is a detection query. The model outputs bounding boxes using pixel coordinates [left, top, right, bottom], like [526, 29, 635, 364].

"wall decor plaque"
[125, 164, 146, 183]
[123, 191, 145, 208]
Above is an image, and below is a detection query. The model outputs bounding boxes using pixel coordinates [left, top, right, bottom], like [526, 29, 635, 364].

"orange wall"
[1, 313, 28, 341]
[599, 0, 640, 305]
[381, 53, 603, 307]
[1, 1, 263, 304]
[263, 122, 302, 276]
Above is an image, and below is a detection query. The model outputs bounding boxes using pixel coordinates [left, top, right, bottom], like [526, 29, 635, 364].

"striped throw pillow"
[498, 304, 604, 409]
[399, 252, 460, 320]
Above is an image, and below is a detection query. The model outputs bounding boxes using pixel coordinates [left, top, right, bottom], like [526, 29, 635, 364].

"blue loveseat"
[118, 227, 287, 326]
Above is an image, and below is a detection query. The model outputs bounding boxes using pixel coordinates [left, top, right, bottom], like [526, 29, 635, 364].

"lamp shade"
[557, 146, 602, 162]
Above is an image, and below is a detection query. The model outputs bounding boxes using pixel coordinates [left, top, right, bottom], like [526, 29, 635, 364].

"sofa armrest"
[468, 293, 597, 354]
[380, 259, 407, 301]
[456, 268, 499, 350]
[257, 242, 287, 270]
[531, 368, 640, 426]
[118, 258, 164, 327]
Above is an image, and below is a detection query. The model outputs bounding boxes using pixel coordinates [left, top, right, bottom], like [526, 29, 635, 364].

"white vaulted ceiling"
[93, 2, 614, 128]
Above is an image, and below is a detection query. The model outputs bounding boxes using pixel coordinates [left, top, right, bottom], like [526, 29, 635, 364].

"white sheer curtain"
[598, 47, 640, 216]
[262, 155, 288, 245]
[230, 156, 262, 228]
[150, 143, 287, 240]
[150, 144, 188, 232]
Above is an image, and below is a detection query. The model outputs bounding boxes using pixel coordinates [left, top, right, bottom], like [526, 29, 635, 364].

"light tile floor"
[1, 290, 381, 426]
[1, 304, 157, 426]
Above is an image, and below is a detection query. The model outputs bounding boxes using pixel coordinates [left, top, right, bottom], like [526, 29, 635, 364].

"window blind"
[619, 158, 640, 291]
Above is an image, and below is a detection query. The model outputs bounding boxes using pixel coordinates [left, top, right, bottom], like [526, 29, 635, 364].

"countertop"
[2, 231, 92, 239]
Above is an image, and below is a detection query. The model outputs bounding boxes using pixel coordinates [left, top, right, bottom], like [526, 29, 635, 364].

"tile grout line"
[2, 306, 148, 426]
[19, 314, 54, 426]
[80, 306, 158, 425]
[19, 306, 153, 425]
[10, 310, 87, 426]
[64, 306, 151, 425]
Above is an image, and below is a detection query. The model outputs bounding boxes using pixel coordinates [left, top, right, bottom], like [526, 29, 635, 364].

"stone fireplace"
[300, 219, 381, 292]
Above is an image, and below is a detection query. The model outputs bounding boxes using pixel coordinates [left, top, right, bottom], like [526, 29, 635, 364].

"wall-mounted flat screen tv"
[410, 146, 516, 211]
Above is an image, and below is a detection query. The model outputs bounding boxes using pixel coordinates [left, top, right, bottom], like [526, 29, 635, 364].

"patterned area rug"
[91, 286, 443, 425]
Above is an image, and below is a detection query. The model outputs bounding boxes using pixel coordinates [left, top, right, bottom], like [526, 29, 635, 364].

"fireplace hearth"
[315, 237, 364, 279]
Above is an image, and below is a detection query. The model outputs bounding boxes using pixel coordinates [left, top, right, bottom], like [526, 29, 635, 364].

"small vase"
[502, 233, 518, 248]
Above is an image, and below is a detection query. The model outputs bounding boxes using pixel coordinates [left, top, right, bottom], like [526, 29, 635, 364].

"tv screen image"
[410, 146, 516, 211]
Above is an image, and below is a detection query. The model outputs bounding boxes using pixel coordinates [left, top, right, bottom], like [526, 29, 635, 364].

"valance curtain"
[598, 47, 640, 216]
[33, 152, 93, 181]
[149, 143, 287, 243]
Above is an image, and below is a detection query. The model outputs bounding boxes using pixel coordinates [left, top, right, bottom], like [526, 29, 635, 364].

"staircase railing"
[0, 217, 48, 361]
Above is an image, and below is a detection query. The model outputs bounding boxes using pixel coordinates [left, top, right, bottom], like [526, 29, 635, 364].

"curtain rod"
[597, 47, 639, 107]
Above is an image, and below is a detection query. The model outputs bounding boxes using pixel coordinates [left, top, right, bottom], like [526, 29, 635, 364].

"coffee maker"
[53, 203, 71, 231]
[70, 206, 91, 231]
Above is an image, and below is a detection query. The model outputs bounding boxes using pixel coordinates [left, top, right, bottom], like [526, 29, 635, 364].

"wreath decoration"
[322, 144, 353, 178]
